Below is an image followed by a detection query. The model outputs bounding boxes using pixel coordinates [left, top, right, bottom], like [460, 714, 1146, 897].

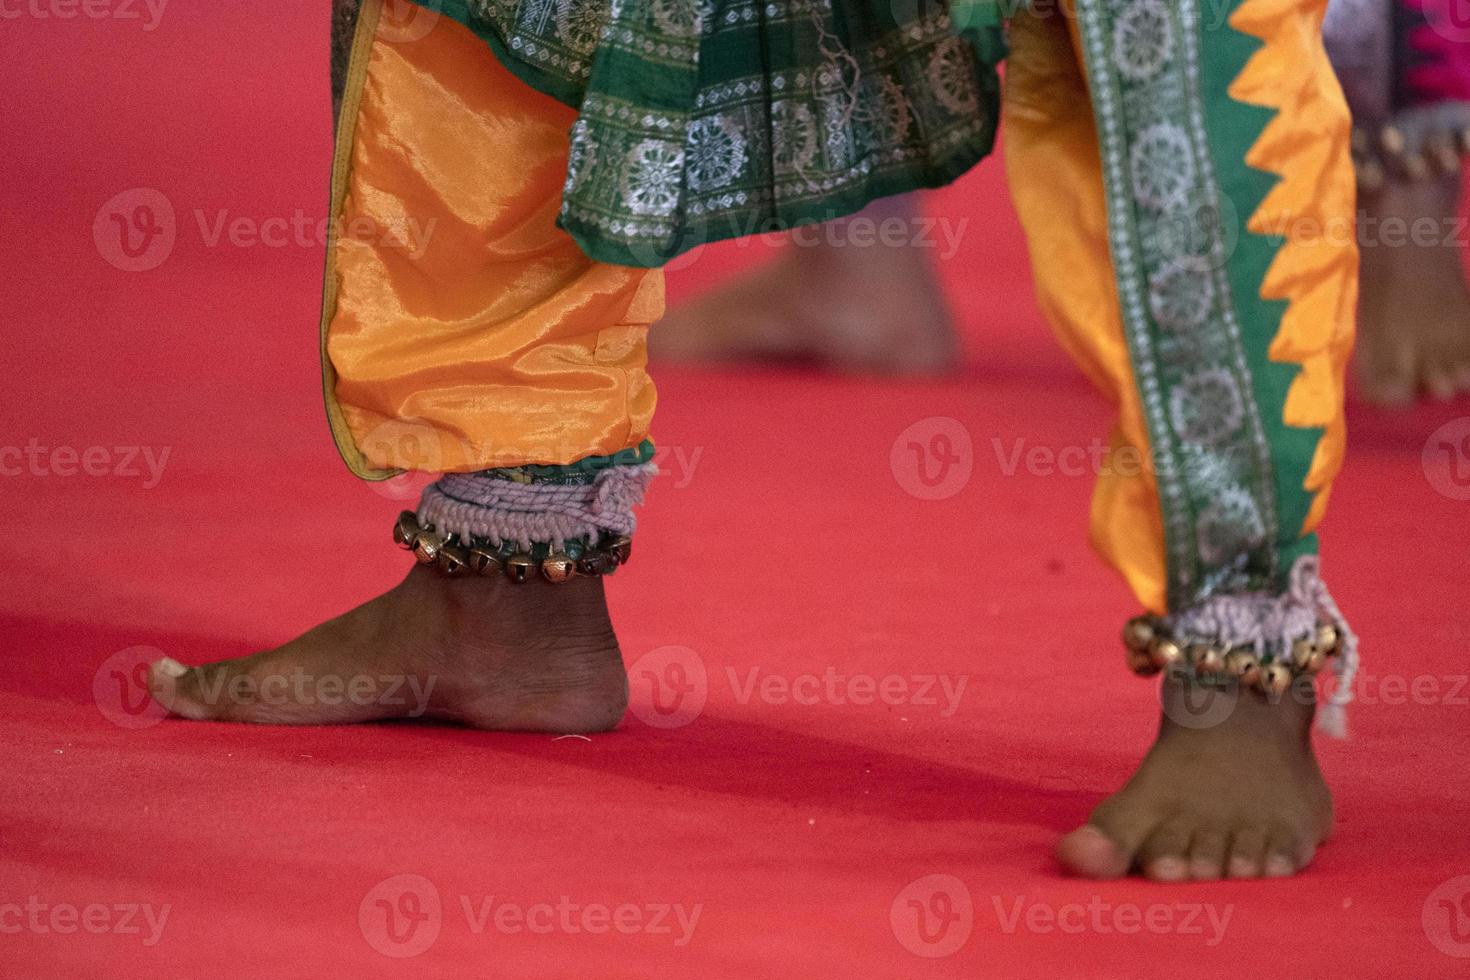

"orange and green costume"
[323, 0, 1359, 723]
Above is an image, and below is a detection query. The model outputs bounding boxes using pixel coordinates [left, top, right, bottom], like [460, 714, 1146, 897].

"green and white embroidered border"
[436, 0, 1002, 266]
[1074, 0, 1281, 609]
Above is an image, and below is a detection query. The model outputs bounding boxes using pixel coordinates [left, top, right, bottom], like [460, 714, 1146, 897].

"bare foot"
[1356, 174, 1470, 405]
[147, 565, 628, 732]
[652, 202, 959, 375]
[1056, 676, 1332, 881]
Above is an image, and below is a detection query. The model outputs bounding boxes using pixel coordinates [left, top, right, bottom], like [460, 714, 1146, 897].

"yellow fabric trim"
[1003, 7, 1170, 613]
[320, 0, 388, 480]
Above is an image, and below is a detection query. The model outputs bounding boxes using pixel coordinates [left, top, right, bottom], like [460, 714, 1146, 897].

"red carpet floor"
[5, 5, 1470, 977]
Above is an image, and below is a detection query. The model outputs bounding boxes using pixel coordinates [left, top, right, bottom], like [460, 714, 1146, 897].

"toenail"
[1227, 859, 1258, 878]
[153, 657, 188, 679]
[1149, 859, 1187, 881]
[1264, 855, 1294, 877]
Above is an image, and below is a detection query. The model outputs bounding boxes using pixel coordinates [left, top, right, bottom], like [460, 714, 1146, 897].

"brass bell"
[505, 554, 535, 584]
[393, 511, 421, 550]
[438, 544, 469, 577]
[468, 547, 503, 576]
[1224, 650, 1261, 686]
[1315, 623, 1340, 658]
[542, 553, 576, 583]
[1290, 636, 1320, 672]
[1122, 616, 1156, 653]
[577, 551, 611, 576]
[1150, 638, 1185, 671]
[414, 529, 448, 565]
[1127, 648, 1160, 676]
[1189, 643, 1224, 675]
[1260, 662, 1293, 696]
[606, 536, 633, 566]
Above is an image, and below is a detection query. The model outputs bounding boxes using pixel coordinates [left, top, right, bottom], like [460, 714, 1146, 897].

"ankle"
[1159, 673, 1315, 741]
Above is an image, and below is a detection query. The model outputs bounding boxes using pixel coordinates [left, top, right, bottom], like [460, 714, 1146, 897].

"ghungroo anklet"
[1122, 615, 1342, 696]
[1119, 557, 1360, 736]
[1352, 118, 1470, 190]
[394, 449, 654, 583]
[392, 510, 631, 583]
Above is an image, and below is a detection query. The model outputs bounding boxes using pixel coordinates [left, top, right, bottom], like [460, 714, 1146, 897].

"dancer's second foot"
[147, 565, 628, 732]
[1356, 175, 1470, 405]
[652, 237, 959, 375]
[1056, 676, 1333, 881]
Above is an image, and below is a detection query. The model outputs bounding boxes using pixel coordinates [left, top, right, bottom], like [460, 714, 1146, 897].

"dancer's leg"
[1005, 0, 1356, 879]
[149, 1, 662, 731]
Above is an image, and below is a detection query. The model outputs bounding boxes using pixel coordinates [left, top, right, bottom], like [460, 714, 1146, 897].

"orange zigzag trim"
[1228, 0, 1359, 534]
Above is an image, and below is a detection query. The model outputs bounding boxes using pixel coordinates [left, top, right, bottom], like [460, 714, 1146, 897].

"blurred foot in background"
[651, 194, 961, 376]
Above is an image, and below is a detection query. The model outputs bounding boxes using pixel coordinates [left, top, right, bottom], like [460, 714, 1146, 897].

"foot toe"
[1264, 827, 1304, 878]
[1226, 827, 1268, 879]
[1424, 369, 1458, 402]
[1187, 828, 1228, 881]
[1137, 821, 1193, 882]
[148, 657, 223, 721]
[1055, 825, 1132, 880]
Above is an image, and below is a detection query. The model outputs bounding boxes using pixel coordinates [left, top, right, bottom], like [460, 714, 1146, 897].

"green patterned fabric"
[1071, 0, 1313, 610]
[488, 439, 657, 484]
[1194, 0, 1320, 572]
[432, 0, 1005, 266]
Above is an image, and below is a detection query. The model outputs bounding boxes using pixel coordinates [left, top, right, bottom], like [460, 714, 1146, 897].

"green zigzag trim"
[1196, 1, 1322, 575]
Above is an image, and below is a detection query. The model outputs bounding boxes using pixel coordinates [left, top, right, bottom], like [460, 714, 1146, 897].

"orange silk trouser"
[323, 0, 1356, 617]
[322, 0, 663, 480]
